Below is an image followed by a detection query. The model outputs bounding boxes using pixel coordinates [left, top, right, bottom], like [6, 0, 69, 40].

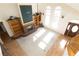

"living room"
[0, 3, 79, 56]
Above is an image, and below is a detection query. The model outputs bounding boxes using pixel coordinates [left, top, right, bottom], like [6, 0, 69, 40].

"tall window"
[52, 6, 62, 28]
[44, 6, 51, 26]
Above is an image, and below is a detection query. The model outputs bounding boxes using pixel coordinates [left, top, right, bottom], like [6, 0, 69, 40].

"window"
[52, 6, 62, 29]
[54, 6, 62, 17]
[37, 6, 62, 50]
[44, 6, 51, 26]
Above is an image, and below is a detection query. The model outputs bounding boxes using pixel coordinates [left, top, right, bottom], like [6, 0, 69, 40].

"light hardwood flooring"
[1, 32, 26, 56]
[1, 31, 79, 56]
[46, 35, 68, 56]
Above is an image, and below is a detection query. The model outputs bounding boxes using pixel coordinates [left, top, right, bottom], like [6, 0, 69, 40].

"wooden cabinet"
[7, 18, 24, 38]
[33, 13, 41, 29]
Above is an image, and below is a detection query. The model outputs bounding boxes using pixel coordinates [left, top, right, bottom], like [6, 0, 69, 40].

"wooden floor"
[1, 31, 79, 56]
[67, 34, 79, 56]
[46, 35, 68, 56]
[1, 32, 27, 56]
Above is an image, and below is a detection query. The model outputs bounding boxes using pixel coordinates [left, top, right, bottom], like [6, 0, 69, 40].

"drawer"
[14, 30, 23, 35]
[11, 24, 21, 28]
[8, 20, 20, 25]
[13, 27, 22, 32]
[7, 19, 24, 38]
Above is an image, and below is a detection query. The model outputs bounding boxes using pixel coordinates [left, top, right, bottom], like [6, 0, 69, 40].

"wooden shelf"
[33, 13, 41, 29]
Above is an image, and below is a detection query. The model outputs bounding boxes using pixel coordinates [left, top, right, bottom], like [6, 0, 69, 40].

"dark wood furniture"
[7, 18, 24, 38]
[64, 22, 79, 37]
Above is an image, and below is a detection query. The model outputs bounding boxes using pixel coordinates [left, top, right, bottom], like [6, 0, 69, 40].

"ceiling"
[66, 3, 79, 12]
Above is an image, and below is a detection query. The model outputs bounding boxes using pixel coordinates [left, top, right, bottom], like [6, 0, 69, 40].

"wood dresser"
[7, 18, 24, 38]
[33, 13, 41, 29]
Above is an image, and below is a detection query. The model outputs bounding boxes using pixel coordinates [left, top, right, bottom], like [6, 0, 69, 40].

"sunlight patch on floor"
[33, 28, 46, 42]
[60, 39, 67, 49]
[43, 32, 55, 44]
[38, 32, 56, 50]
[38, 42, 47, 50]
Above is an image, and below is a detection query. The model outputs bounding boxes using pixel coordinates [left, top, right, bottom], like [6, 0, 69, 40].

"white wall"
[0, 3, 79, 36]
[38, 3, 79, 34]
[0, 3, 19, 20]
